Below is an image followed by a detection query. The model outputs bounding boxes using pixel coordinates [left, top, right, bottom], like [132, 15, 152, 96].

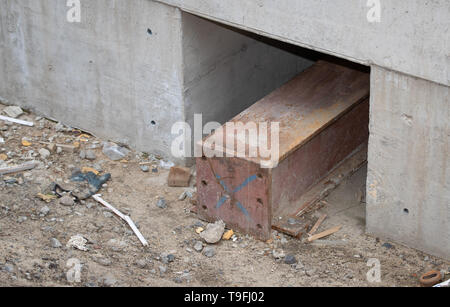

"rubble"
[199, 220, 226, 244]
[2, 106, 23, 118]
[102, 142, 130, 161]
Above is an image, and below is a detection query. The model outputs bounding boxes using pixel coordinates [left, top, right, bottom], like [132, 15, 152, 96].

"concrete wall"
[367, 66, 449, 260]
[158, 0, 449, 87]
[182, 13, 314, 127]
[0, 0, 185, 158]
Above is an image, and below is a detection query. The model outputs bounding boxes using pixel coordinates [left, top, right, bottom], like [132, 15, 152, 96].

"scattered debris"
[102, 142, 130, 161]
[37, 193, 58, 203]
[39, 148, 51, 159]
[21, 139, 32, 147]
[199, 220, 226, 244]
[433, 278, 450, 288]
[0, 161, 39, 176]
[308, 214, 327, 236]
[70, 170, 111, 200]
[39, 206, 51, 216]
[140, 165, 150, 173]
[160, 160, 175, 170]
[59, 195, 75, 207]
[81, 167, 100, 175]
[67, 235, 89, 251]
[222, 229, 234, 241]
[156, 198, 167, 209]
[272, 249, 286, 260]
[203, 246, 216, 258]
[307, 225, 342, 242]
[168, 166, 192, 187]
[2, 106, 24, 118]
[195, 227, 204, 234]
[50, 238, 62, 248]
[284, 255, 297, 265]
[193, 241, 204, 252]
[93, 194, 149, 247]
[419, 270, 442, 287]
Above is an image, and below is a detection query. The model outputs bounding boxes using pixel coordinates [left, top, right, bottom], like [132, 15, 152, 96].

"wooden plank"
[0, 162, 39, 176]
[308, 214, 328, 236]
[307, 226, 342, 242]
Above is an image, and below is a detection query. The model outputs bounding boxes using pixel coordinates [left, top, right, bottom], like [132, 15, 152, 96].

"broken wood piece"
[307, 225, 342, 242]
[39, 141, 78, 153]
[0, 115, 34, 127]
[308, 214, 328, 236]
[168, 166, 192, 187]
[0, 161, 39, 176]
[92, 194, 148, 247]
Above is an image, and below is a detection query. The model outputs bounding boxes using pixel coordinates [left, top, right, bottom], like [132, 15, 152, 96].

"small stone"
[174, 277, 183, 284]
[156, 198, 167, 209]
[284, 255, 297, 265]
[39, 148, 51, 159]
[159, 265, 167, 275]
[135, 259, 147, 269]
[193, 241, 204, 252]
[85, 150, 97, 160]
[199, 220, 226, 244]
[50, 238, 62, 248]
[222, 230, 234, 241]
[103, 212, 113, 218]
[203, 246, 216, 258]
[3, 106, 23, 118]
[382, 243, 393, 249]
[3, 263, 14, 273]
[40, 206, 50, 216]
[102, 274, 117, 287]
[60, 195, 75, 207]
[102, 142, 130, 161]
[140, 165, 150, 173]
[17, 216, 28, 223]
[95, 257, 112, 267]
[272, 249, 286, 259]
[161, 253, 175, 264]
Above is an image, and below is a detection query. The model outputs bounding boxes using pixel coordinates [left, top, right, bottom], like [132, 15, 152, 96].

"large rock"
[199, 220, 226, 244]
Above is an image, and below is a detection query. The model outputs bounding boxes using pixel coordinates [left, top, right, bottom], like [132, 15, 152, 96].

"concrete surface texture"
[0, 0, 185, 159]
[158, 0, 449, 86]
[367, 66, 449, 260]
[182, 13, 313, 127]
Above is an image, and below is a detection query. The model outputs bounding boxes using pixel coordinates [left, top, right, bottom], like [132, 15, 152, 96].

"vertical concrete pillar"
[367, 66, 449, 260]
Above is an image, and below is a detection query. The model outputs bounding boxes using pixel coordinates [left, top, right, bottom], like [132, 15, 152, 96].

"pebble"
[203, 246, 216, 258]
[17, 216, 28, 223]
[102, 274, 117, 287]
[60, 195, 75, 207]
[193, 241, 204, 252]
[135, 259, 147, 269]
[40, 206, 50, 217]
[159, 265, 167, 275]
[382, 243, 393, 249]
[156, 198, 167, 209]
[95, 257, 112, 267]
[272, 249, 286, 259]
[161, 253, 175, 264]
[284, 255, 297, 265]
[103, 212, 113, 218]
[3, 263, 15, 273]
[199, 220, 226, 244]
[140, 165, 150, 173]
[50, 238, 62, 248]
[39, 148, 51, 159]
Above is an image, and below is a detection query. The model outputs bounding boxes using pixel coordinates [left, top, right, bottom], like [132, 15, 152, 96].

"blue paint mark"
[214, 174, 258, 222]
[233, 175, 257, 193]
[236, 201, 251, 219]
[216, 196, 228, 209]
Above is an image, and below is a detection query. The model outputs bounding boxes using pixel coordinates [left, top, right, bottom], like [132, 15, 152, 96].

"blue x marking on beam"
[215, 174, 258, 220]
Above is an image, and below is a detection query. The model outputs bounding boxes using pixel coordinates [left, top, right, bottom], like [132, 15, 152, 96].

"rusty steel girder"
[196, 61, 370, 240]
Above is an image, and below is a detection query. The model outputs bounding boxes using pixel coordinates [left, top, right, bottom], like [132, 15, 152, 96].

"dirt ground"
[0, 104, 448, 287]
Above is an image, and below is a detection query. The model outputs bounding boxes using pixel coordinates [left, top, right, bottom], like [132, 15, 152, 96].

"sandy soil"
[0, 104, 448, 287]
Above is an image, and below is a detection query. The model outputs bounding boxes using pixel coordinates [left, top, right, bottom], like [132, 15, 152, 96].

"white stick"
[0, 161, 39, 176]
[433, 278, 450, 288]
[0, 115, 34, 127]
[93, 194, 149, 247]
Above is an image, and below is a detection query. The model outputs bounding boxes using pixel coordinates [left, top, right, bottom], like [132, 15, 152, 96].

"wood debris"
[307, 225, 342, 242]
